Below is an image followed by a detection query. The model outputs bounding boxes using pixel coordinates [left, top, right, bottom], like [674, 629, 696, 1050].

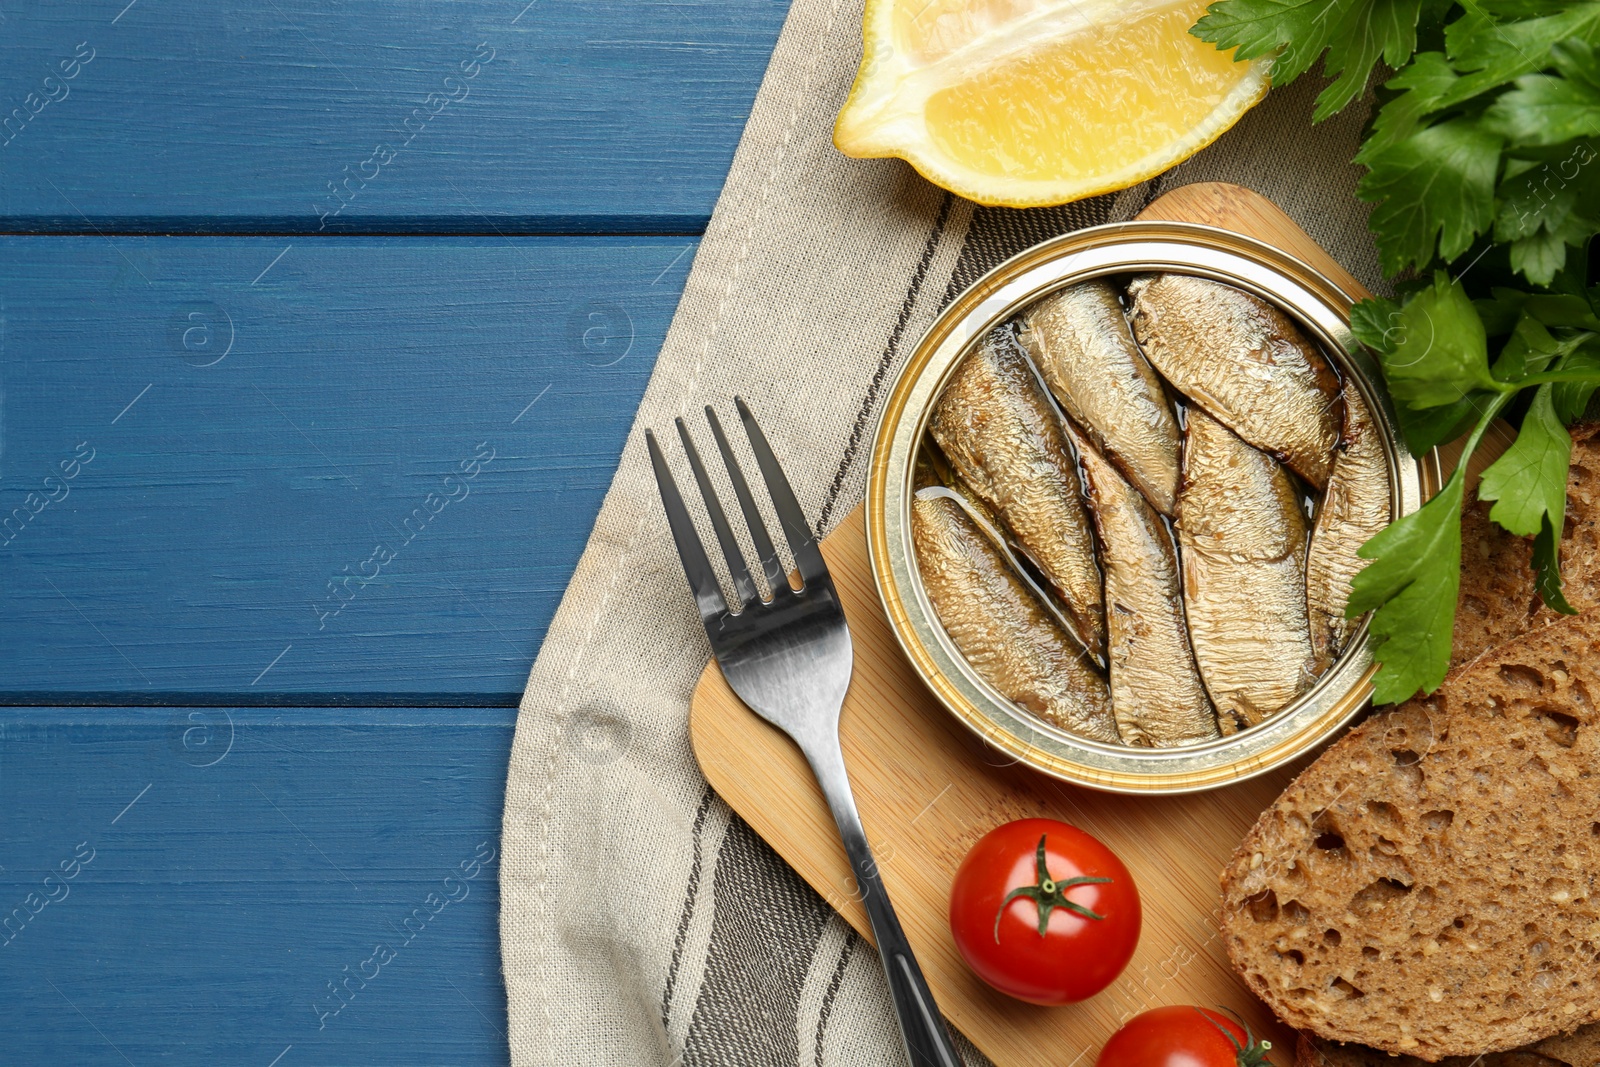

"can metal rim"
[865, 221, 1438, 795]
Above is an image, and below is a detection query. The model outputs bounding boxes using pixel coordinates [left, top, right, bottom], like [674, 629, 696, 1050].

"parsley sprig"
[1193, 1, 1600, 702]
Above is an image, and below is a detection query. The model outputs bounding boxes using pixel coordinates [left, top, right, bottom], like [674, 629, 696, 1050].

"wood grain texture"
[0, 235, 688, 697]
[0, 0, 788, 232]
[689, 185, 1362, 1064]
[0, 706, 513, 1064]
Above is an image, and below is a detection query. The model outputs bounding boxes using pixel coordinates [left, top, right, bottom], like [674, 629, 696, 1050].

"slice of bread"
[1276, 424, 1600, 1062]
[1220, 609, 1600, 1058]
[1453, 423, 1600, 670]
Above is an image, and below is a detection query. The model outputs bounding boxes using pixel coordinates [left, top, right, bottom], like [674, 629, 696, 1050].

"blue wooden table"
[0, 3, 788, 1061]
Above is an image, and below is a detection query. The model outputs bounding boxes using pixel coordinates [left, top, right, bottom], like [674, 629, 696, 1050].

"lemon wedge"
[834, 0, 1272, 207]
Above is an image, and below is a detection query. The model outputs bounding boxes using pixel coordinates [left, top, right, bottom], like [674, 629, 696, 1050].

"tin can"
[865, 221, 1435, 794]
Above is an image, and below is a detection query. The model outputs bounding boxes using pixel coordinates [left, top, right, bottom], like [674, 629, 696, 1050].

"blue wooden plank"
[0, 234, 689, 697]
[0, 0, 788, 232]
[0, 706, 514, 1065]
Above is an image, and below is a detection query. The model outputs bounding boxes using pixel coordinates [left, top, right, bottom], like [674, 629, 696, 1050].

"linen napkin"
[498, 0, 1384, 1061]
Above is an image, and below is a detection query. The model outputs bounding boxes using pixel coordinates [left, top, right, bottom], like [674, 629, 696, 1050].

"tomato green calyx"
[1197, 1007, 1274, 1067]
[993, 834, 1113, 941]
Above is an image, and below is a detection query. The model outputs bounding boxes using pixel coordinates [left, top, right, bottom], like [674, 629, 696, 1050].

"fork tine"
[646, 429, 728, 623]
[675, 416, 757, 607]
[735, 396, 828, 586]
[705, 406, 785, 595]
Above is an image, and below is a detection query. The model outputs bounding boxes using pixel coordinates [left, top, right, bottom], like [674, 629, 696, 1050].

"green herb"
[1345, 466, 1468, 703]
[1358, 272, 1498, 406]
[1194, 2, 1600, 702]
[1478, 385, 1572, 537]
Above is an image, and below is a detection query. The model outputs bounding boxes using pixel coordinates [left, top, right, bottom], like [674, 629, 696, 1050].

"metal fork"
[647, 398, 962, 1067]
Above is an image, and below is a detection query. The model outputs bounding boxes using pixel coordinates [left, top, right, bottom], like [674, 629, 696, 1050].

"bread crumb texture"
[1223, 610, 1600, 1059]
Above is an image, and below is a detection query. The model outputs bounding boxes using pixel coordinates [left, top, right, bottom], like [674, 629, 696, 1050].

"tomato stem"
[1197, 1007, 1274, 1067]
[992, 834, 1113, 941]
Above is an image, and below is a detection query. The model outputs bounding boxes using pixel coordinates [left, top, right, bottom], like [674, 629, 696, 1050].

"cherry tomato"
[948, 817, 1139, 1004]
[1097, 1006, 1275, 1067]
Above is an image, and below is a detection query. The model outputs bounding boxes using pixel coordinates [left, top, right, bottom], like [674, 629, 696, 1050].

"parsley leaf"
[1533, 515, 1579, 614]
[1191, 0, 1348, 86]
[1496, 157, 1584, 243]
[1553, 348, 1600, 420]
[1492, 312, 1576, 380]
[1440, 4, 1600, 107]
[1394, 393, 1484, 454]
[1192, 0, 1426, 118]
[1348, 467, 1465, 703]
[1512, 217, 1596, 286]
[1479, 287, 1600, 333]
[1352, 295, 1478, 451]
[1358, 52, 1459, 158]
[1498, 145, 1600, 286]
[1528, 294, 1600, 331]
[1554, 39, 1600, 93]
[1484, 73, 1600, 148]
[1477, 384, 1572, 536]
[1316, 0, 1426, 120]
[1371, 273, 1498, 405]
[1474, 0, 1571, 15]
[1348, 294, 1404, 352]
[1358, 119, 1502, 273]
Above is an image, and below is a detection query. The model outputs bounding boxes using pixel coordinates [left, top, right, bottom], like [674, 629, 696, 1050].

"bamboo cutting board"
[687, 184, 1441, 1066]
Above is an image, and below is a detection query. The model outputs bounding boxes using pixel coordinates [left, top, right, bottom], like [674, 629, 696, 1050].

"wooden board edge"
[1138, 182, 1372, 301]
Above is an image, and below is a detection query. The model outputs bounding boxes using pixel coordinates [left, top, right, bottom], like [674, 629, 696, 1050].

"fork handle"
[807, 744, 963, 1067]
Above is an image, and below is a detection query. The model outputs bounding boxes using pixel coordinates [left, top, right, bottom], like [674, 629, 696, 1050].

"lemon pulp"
[836, 0, 1271, 207]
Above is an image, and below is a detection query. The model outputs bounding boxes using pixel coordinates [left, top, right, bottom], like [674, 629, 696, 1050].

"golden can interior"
[910, 269, 1392, 751]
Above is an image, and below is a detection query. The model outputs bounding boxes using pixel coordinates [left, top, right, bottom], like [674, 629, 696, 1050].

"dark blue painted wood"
[0, 706, 514, 1065]
[0, 0, 788, 233]
[0, 2, 789, 1058]
[0, 235, 691, 697]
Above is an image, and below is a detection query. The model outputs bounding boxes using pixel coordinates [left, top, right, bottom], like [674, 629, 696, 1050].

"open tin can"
[865, 221, 1437, 795]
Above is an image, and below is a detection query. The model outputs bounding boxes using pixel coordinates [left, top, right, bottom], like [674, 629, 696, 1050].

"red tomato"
[1097, 1006, 1275, 1067]
[948, 818, 1139, 1004]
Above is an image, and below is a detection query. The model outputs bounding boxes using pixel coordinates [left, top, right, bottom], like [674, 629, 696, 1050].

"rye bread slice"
[1284, 425, 1600, 1063]
[1220, 610, 1600, 1059]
